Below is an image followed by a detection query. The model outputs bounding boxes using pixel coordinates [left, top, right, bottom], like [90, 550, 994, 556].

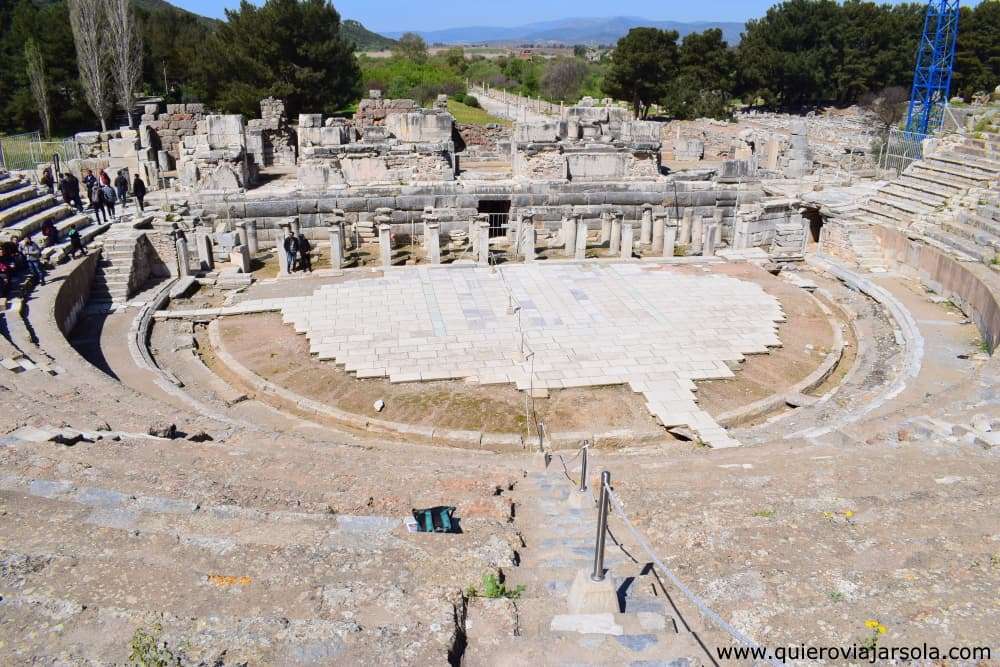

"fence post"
[0, 141, 6, 170]
[591, 470, 611, 582]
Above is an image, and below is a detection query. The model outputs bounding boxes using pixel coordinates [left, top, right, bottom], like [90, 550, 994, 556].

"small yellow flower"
[843, 510, 855, 519]
[865, 619, 887, 634]
[823, 511, 834, 519]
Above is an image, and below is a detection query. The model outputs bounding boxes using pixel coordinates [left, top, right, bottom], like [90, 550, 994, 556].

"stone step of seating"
[954, 143, 1000, 163]
[907, 163, 979, 191]
[2, 202, 75, 241]
[920, 226, 997, 263]
[0, 193, 58, 229]
[859, 200, 911, 225]
[923, 155, 998, 181]
[896, 173, 963, 199]
[0, 183, 38, 209]
[41, 221, 109, 263]
[879, 183, 948, 209]
[938, 218, 1000, 251]
[937, 144, 1000, 168]
[960, 211, 1000, 237]
[0, 175, 26, 194]
[869, 193, 933, 216]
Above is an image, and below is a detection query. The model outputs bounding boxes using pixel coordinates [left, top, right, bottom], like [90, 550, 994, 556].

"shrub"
[463, 95, 480, 109]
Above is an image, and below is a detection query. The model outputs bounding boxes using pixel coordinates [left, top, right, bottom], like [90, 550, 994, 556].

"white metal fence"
[878, 128, 928, 178]
[0, 132, 81, 172]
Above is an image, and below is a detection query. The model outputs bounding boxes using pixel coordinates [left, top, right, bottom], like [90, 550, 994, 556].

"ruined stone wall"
[456, 123, 509, 150]
[177, 115, 255, 192]
[140, 103, 207, 161]
[818, 218, 858, 264]
[246, 97, 296, 167]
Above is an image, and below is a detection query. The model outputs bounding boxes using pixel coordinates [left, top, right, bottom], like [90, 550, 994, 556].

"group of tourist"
[282, 230, 313, 273]
[41, 166, 148, 224]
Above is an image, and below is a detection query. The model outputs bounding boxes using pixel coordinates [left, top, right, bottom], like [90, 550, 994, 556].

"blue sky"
[171, 0, 979, 31]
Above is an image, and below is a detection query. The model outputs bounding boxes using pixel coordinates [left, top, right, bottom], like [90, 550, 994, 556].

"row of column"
[175, 218, 260, 277]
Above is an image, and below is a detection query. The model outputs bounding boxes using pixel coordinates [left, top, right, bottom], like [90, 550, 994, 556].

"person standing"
[282, 230, 299, 273]
[82, 169, 97, 207]
[90, 182, 107, 223]
[19, 238, 45, 285]
[132, 173, 147, 212]
[99, 169, 110, 187]
[114, 170, 129, 208]
[102, 182, 118, 220]
[297, 233, 313, 273]
[40, 167, 54, 195]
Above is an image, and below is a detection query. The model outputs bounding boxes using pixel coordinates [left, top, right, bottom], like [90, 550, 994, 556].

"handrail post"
[578, 441, 589, 493]
[591, 470, 610, 582]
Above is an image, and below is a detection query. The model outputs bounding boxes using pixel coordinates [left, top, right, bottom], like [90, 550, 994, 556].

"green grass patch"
[752, 509, 776, 518]
[467, 573, 524, 599]
[447, 99, 510, 127]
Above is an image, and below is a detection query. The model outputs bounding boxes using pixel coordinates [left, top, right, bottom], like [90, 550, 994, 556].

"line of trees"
[605, 0, 1000, 120]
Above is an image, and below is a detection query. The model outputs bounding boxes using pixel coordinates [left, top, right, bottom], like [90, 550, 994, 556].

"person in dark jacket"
[90, 183, 108, 223]
[67, 224, 87, 258]
[297, 233, 313, 273]
[101, 183, 117, 219]
[40, 167, 54, 195]
[82, 169, 97, 203]
[282, 230, 299, 273]
[40, 221, 59, 247]
[132, 174, 147, 212]
[114, 170, 129, 207]
[60, 173, 84, 212]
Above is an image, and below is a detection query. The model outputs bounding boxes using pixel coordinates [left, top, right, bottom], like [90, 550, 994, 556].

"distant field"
[447, 99, 510, 127]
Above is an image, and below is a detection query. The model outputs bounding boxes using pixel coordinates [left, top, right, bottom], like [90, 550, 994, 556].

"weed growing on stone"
[752, 509, 776, 518]
[128, 624, 180, 667]
[829, 591, 845, 602]
[862, 619, 888, 650]
[467, 573, 525, 600]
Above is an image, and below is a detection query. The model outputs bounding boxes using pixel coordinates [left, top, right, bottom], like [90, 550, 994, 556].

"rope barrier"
[603, 481, 783, 667]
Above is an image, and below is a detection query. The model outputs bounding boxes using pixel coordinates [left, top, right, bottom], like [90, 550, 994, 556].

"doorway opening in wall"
[479, 200, 511, 238]
[804, 209, 824, 248]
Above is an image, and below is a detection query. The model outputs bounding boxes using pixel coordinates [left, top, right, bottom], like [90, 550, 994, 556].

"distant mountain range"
[342, 20, 398, 51]
[386, 16, 746, 46]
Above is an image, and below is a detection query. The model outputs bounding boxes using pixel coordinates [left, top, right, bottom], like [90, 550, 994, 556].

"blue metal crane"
[904, 0, 961, 136]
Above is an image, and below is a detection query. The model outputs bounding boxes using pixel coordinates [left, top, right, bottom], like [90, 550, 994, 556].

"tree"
[573, 44, 587, 58]
[68, 0, 112, 131]
[443, 47, 467, 74]
[394, 32, 428, 63]
[860, 85, 909, 133]
[662, 28, 736, 120]
[23, 37, 51, 138]
[603, 27, 679, 118]
[200, 0, 362, 118]
[954, 1, 1000, 99]
[542, 58, 588, 102]
[108, 0, 143, 127]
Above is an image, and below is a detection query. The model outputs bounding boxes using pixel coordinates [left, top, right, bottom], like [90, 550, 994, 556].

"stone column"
[640, 204, 653, 246]
[563, 216, 577, 257]
[421, 207, 435, 253]
[176, 237, 190, 277]
[277, 220, 293, 275]
[329, 224, 344, 269]
[574, 216, 588, 261]
[469, 217, 479, 255]
[522, 224, 536, 262]
[236, 221, 251, 254]
[245, 219, 259, 255]
[652, 211, 666, 253]
[621, 222, 634, 260]
[600, 212, 612, 245]
[609, 214, 622, 254]
[663, 224, 677, 258]
[378, 223, 392, 269]
[679, 208, 693, 245]
[231, 245, 251, 273]
[196, 233, 214, 271]
[704, 224, 718, 257]
[713, 209, 724, 245]
[287, 216, 301, 237]
[426, 222, 441, 264]
[333, 210, 349, 251]
[691, 215, 704, 254]
[478, 220, 491, 265]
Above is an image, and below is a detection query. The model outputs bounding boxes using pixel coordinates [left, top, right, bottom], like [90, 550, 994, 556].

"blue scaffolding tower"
[904, 0, 961, 136]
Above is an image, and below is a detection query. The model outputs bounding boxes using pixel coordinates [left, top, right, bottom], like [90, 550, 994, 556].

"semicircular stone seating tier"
[238, 264, 786, 448]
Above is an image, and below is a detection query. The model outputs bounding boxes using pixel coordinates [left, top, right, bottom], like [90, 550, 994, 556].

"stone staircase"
[850, 131, 1000, 267]
[0, 170, 108, 264]
[845, 223, 888, 272]
[464, 465, 714, 665]
[89, 229, 145, 308]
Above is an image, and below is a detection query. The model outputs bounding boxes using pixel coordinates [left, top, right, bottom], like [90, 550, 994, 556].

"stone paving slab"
[237, 264, 785, 448]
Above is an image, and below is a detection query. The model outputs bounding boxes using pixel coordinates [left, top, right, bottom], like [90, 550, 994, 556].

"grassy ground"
[447, 99, 510, 127]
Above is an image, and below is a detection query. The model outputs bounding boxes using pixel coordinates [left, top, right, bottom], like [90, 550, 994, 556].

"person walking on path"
[132, 174, 147, 212]
[297, 233, 313, 273]
[114, 170, 129, 208]
[102, 182, 118, 220]
[19, 238, 45, 285]
[90, 182, 108, 223]
[67, 224, 87, 258]
[282, 230, 300, 273]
